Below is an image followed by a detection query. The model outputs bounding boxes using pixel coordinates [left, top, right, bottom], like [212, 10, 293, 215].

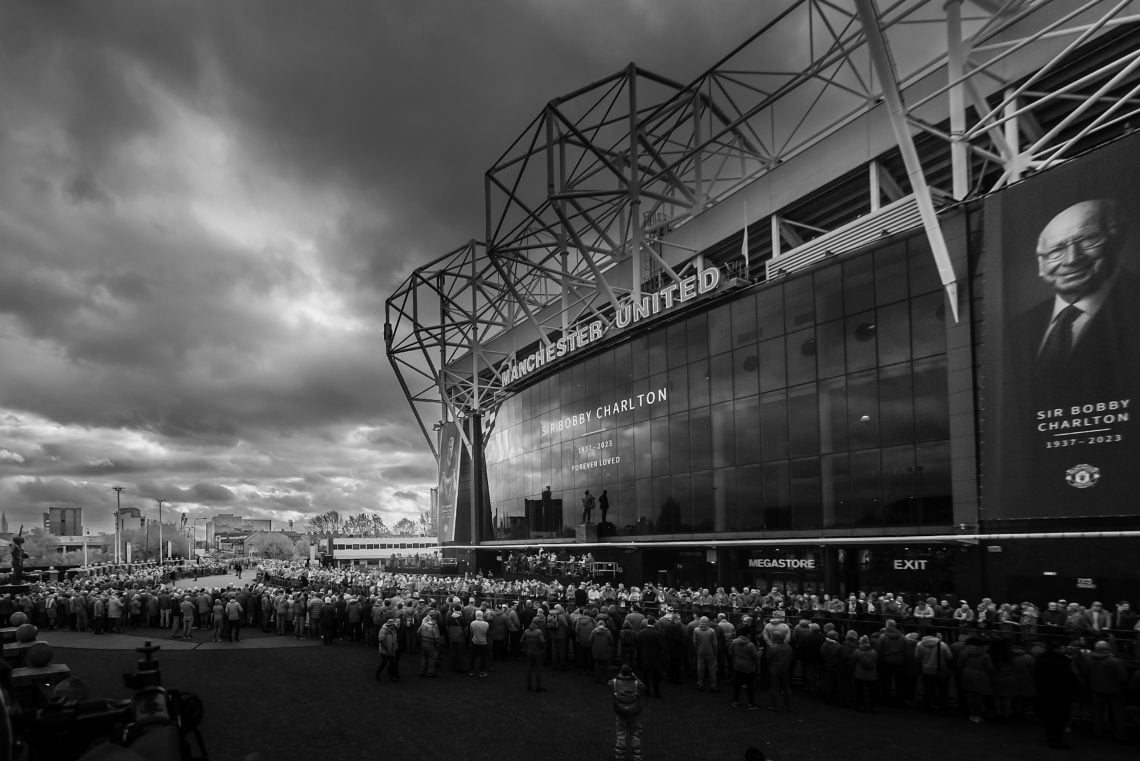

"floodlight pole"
[111, 486, 124, 565]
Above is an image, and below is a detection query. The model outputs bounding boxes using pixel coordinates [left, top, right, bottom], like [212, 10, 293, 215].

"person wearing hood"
[852, 635, 879, 713]
[915, 632, 953, 711]
[591, 619, 616, 684]
[957, 636, 993, 723]
[521, 617, 547, 692]
[377, 619, 401, 683]
[445, 607, 467, 673]
[875, 619, 908, 706]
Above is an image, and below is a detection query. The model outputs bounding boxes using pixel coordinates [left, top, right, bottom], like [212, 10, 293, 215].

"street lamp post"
[155, 499, 166, 564]
[111, 486, 124, 565]
[83, 528, 89, 567]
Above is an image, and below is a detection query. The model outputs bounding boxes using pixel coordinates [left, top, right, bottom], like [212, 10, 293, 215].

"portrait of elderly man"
[1001, 197, 1140, 515]
[1013, 199, 1140, 404]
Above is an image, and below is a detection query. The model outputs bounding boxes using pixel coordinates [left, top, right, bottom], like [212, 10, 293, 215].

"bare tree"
[305, 511, 343, 536]
[392, 518, 417, 536]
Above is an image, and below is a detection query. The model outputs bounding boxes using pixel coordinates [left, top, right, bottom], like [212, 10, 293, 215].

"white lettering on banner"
[893, 559, 928, 571]
[500, 268, 723, 388]
[747, 558, 816, 570]
[541, 387, 668, 436]
[1035, 399, 1131, 431]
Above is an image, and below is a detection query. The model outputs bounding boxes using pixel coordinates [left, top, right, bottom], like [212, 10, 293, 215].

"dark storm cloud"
[192, 482, 237, 502]
[0, 0, 776, 530]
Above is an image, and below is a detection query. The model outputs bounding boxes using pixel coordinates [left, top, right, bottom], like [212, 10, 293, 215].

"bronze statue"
[10, 526, 26, 584]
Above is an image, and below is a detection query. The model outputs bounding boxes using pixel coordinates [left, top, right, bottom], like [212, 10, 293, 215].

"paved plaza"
[32, 576, 1137, 761]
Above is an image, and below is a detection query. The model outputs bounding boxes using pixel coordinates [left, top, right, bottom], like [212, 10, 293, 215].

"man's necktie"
[1039, 304, 1081, 366]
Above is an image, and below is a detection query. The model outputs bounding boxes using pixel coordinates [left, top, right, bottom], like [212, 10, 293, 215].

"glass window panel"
[790, 457, 822, 530]
[665, 364, 688, 416]
[634, 420, 652, 480]
[874, 241, 908, 305]
[815, 265, 844, 323]
[847, 370, 880, 451]
[732, 297, 758, 346]
[881, 445, 917, 526]
[692, 470, 714, 532]
[651, 416, 671, 477]
[846, 310, 878, 373]
[908, 235, 940, 295]
[916, 440, 952, 525]
[876, 301, 911, 366]
[878, 363, 914, 447]
[735, 395, 762, 465]
[788, 383, 820, 458]
[667, 321, 688, 368]
[596, 350, 615, 399]
[638, 478, 656, 533]
[758, 336, 787, 392]
[654, 476, 679, 533]
[713, 467, 735, 532]
[821, 452, 851, 528]
[733, 347, 759, 400]
[618, 422, 637, 482]
[630, 336, 650, 380]
[850, 449, 882, 526]
[819, 376, 847, 454]
[911, 292, 947, 358]
[759, 391, 788, 461]
[690, 406, 712, 472]
[636, 478, 654, 528]
[711, 401, 736, 469]
[647, 330, 668, 376]
[756, 284, 785, 339]
[844, 254, 875, 315]
[618, 480, 637, 532]
[785, 275, 815, 329]
[668, 412, 691, 476]
[572, 359, 588, 403]
[817, 319, 845, 378]
[671, 474, 693, 532]
[686, 312, 709, 362]
[650, 372, 669, 419]
[762, 461, 791, 530]
[913, 355, 950, 441]
[708, 303, 733, 356]
[613, 342, 633, 386]
[710, 351, 734, 405]
[584, 353, 601, 401]
[687, 360, 709, 408]
[735, 464, 764, 531]
[786, 328, 817, 386]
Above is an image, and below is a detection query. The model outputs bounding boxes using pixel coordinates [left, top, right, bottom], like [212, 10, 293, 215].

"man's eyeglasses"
[1037, 232, 1110, 263]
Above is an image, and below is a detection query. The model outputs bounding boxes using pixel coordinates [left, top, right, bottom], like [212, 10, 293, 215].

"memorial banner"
[984, 133, 1140, 519]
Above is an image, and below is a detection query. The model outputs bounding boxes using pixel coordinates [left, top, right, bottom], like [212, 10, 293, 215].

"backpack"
[612, 676, 642, 717]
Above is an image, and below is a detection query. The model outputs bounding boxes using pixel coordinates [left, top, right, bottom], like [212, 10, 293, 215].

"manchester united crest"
[1065, 463, 1100, 489]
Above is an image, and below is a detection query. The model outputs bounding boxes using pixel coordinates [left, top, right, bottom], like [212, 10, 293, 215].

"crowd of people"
[5, 557, 1139, 749]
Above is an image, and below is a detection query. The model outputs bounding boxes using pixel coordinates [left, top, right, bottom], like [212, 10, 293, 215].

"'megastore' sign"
[499, 267, 722, 387]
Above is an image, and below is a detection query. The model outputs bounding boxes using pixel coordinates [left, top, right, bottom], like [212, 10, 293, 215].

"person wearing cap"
[609, 664, 646, 761]
[224, 594, 243, 642]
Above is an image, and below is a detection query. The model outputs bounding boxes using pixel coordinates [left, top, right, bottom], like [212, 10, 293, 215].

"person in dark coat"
[636, 617, 665, 698]
[1034, 638, 1080, 749]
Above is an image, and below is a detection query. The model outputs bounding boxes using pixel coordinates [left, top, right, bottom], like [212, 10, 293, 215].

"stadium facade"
[386, 2, 1140, 603]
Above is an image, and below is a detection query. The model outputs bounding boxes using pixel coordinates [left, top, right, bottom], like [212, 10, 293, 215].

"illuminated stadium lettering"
[500, 268, 722, 388]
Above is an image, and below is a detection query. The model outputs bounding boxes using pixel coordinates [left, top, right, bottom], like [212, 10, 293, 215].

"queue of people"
[4, 557, 1140, 750]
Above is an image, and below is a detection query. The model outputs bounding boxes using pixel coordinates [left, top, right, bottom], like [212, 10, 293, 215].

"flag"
[741, 200, 750, 277]
[741, 223, 749, 275]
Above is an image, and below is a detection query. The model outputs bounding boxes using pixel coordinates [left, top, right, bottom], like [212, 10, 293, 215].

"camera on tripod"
[5, 641, 207, 761]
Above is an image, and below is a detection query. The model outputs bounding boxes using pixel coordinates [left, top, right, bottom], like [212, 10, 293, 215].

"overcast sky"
[0, 0, 779, 534]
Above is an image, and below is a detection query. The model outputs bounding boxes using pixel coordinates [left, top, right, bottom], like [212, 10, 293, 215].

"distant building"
[205, 514, 276, 551]
[45, 507, 83, 537]
[117, 507, 143, 533]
